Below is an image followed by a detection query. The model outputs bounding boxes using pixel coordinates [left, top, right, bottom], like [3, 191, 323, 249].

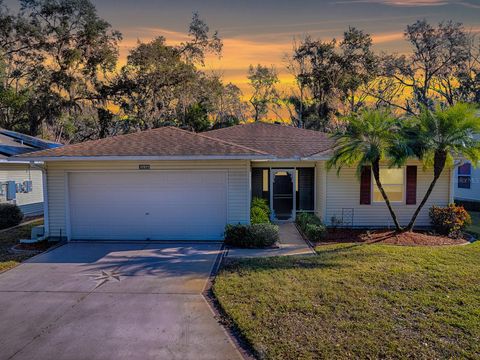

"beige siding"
[45, 160, 250, 238]
[323, 160, 451, 227]
[0, 164, 44, 214]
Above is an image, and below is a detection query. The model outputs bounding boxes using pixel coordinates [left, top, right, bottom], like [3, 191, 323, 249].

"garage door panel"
[68, 171, 227, 240]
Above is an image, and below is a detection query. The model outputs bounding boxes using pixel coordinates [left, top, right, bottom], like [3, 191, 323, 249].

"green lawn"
[0, 219, 44, 272]
[213, 243, 480, 359]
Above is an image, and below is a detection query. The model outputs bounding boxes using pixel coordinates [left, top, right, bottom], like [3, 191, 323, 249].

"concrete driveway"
[0, 242, 241, 360]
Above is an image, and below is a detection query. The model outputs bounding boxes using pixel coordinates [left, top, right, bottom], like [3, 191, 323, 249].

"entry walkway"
[225, 223, 316, 258]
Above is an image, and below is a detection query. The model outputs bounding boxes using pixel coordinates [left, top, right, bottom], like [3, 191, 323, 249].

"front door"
[271, 169, 295, 221]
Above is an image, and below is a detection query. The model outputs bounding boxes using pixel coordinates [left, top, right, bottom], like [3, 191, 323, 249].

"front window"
[373, 168, 404, 202]
[458, 163, 471, 189]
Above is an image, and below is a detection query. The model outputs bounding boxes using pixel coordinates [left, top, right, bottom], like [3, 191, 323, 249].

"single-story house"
[14, 122, 453, 241]
[0, 129, 61, 216]
[454, 161, 479, 201]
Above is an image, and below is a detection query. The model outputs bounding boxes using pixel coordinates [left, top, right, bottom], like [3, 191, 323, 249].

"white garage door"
[68, 171, 227, 240]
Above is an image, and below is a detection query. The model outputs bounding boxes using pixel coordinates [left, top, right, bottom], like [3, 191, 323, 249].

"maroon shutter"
[406, 166, 417, 205]
[360, 166, 371, 205]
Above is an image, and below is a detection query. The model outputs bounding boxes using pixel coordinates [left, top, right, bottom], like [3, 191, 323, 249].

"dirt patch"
[317, 228, 469, 246]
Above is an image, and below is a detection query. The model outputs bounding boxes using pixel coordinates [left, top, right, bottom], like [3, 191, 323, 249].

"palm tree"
[404, 103, 480, 231]
[328, 109, 404, 231]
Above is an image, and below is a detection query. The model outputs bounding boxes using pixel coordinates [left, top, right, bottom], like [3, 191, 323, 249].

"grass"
[0, 219, 44, 272]
[213, 243, 480, 359]
[467, 211, 480, 238]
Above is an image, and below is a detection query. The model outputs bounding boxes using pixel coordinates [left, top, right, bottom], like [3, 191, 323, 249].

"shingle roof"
[16, 126, 268, 159]
[205, 122, 334, 158]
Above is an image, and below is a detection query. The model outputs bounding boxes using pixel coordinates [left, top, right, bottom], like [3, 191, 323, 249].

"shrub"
[252, 196, 269, 210]
[0, 203, 23, 230]
[246, 224, 279, 248]
[295, 212, 322, 232]
[429, 204, 471, 239]
[305, 223, 327, 242]
[252, 197, 270, 215]
[224, 223, 279, 248]
[251, 206, 270, 224]
[224, 224, 249, 247]
[296, 212, 326, 242]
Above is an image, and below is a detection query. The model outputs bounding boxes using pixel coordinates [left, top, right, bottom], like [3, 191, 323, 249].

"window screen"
[297, 168, 314, 211]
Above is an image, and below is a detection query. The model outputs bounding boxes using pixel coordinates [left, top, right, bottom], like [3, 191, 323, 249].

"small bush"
[252, 197, 270, 214]
[224, 223, 279, 248]
[0, 203, 23, 230]
[305, 223, 327, 242]
[296, 212, 322, 232]
[224, 224, 249, 247]
[429, 204, 471, 239]
[251, 206, 270, 224]
[246, 223, 279, 248]
[296, 212, 326, 242]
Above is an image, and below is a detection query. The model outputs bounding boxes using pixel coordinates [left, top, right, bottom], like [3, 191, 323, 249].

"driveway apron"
[0, 242, 241, 360]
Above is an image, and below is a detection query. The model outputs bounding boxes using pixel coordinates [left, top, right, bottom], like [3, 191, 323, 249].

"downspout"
[42, 167, 49, 239]
[30, 161, 49, 239]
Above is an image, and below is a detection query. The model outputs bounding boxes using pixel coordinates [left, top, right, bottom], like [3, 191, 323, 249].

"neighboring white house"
[14, 123, 452, 241]
[454, 161, 480, 204]
[0, 130, 61, 216]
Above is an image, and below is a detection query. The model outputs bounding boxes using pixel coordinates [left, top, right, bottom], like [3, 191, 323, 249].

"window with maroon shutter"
[360, 166, 371, 205]
[406, 166, 417, 205]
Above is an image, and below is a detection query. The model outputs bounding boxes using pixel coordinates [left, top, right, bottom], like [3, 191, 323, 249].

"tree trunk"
[405, 150, 447, 231]
[372, 160, 403, 232]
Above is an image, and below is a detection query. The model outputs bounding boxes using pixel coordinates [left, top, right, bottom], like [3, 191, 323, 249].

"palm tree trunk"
[372, 161, 403, 232]
[405, 151, 447, 231]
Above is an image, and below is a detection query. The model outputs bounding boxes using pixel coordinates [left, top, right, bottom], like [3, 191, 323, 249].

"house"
[454, 161, 480, 208]
[14, 122, 452, 241]
[0, 129, 61, 216]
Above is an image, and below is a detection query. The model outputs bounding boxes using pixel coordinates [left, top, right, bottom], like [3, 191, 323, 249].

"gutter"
[0, 159, 44, 164]
[41, 165, 49, 238]
[10, 154, 274, 162]
[251, 156, 331, 162]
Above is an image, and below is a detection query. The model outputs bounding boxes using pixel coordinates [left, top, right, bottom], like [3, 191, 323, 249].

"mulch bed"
[316, 228, 469, 246]
[13, 240, 57, 252]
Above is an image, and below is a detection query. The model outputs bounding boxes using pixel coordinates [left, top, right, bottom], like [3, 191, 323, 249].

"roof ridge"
[168, 126, 270, 155]
[206, 121, 330, 136]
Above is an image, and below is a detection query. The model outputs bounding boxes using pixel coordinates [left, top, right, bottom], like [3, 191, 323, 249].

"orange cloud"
[334, 0, 480, 7]
[334, 0, 448, 6]
[118, 26, 295, 84]
[371, 32, 404, 44]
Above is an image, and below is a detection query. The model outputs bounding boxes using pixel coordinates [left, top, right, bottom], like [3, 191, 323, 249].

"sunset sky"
[5, 0, 480, 93]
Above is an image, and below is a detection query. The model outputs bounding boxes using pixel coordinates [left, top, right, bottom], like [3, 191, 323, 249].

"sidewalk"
[225, 223, 316, 258]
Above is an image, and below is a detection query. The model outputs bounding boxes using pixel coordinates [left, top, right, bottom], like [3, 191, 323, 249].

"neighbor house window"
[458, 163, 471, 189]
[373, 168, 404, 202]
